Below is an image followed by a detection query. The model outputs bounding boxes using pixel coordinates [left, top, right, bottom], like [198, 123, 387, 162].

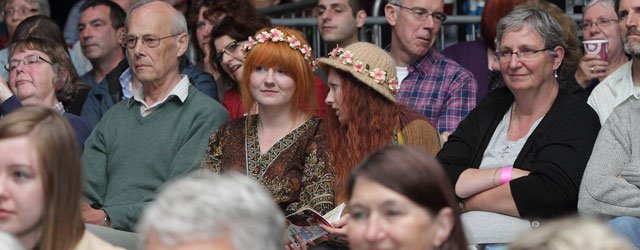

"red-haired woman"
[320, 42, 441, 206]
[201, 27, 334, 215]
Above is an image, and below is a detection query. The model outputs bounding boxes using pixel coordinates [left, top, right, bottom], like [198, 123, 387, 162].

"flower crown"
[242, 28, 318, 71]
[328, 47, 399, 94]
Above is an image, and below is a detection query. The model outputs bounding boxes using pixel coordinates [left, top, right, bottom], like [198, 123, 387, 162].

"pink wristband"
[501, 167, 513, 185]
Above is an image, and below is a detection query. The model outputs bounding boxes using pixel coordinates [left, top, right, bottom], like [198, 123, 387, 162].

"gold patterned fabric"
[202, 115, 335, 214]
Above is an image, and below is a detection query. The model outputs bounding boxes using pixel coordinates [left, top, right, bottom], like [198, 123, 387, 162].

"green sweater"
[82, 86, 229, 231]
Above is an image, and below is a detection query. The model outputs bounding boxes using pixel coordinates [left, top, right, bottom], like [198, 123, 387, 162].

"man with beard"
[586, 0, 638, 124]
[578, 0, 640, 247]
[385, 0, 477, 140]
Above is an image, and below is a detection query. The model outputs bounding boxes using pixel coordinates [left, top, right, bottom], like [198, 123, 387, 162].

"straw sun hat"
[318, 42, 399, 102]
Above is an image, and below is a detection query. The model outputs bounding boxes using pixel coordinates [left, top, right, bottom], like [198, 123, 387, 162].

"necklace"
[499, 105, 518, 159]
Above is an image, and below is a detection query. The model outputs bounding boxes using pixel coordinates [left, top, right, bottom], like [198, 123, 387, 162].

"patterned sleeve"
[438, 69, 477, 133]
[287, 124, 336, 214]
[200, 129, 224, 173]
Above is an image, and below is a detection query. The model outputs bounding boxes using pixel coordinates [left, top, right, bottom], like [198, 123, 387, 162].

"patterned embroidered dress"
[202, 115, 335, 214]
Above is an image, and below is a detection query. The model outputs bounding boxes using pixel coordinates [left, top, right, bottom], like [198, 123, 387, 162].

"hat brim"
[318, 57, 396, 102]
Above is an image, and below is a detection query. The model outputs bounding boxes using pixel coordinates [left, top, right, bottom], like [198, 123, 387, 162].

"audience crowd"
[0, 0, 638, 249]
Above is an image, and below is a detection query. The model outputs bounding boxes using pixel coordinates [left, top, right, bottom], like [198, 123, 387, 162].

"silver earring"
[554, 70, 558, 78]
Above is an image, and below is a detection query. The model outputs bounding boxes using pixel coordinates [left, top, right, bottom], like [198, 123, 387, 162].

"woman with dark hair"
[0, 15, 90, 115]
[319, 42, 441, 205]
[0, 15, 92, 100]
[210, 16, 270, 118]
[0, 37, 92, 148]
[187, 0, 259, 84]
[347, 145, 467, 250]
[0, 106, 121, 250]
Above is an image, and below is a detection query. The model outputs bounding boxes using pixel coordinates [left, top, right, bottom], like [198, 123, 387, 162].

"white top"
[462, 105, 543, 245]
[396, 66, 408, 87]
[132, 75, 190, 117]
[587, 61, 640, 124]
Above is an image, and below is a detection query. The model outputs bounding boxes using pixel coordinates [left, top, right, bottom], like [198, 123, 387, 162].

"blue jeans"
[609, 216, 640, 247]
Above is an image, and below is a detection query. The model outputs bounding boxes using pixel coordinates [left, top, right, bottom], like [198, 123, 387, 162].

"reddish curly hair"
[324, 69, 401, 204]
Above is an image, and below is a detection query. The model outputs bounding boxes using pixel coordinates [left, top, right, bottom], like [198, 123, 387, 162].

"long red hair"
[324, 69, 401, 204]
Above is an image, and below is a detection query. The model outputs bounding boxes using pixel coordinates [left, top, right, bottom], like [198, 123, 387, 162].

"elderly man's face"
[4, 0, 39, 37]
[619, 0, 640, 55]
[125, 2, 186, 85]
[385, 0, 445, 64]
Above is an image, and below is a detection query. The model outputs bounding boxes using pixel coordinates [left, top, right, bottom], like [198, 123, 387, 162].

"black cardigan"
[437, 87, 600, 218]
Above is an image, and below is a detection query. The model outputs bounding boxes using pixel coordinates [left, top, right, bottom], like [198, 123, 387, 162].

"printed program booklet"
[286, 203, 346, 244]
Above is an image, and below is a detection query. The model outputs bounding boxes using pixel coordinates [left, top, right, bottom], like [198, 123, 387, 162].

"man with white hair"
[80, 0, 229, 231]
[138, 172, 285, 250]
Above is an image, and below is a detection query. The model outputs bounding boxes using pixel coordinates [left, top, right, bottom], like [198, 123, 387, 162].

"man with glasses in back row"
[385, 0, 477, 141]
[80, 0, 229, 232]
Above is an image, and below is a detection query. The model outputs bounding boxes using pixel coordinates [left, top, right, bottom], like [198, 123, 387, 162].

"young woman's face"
[0, 136, 44, 244]
[249, 66, 296, 108]
[347, 177, 441, 250]
[325, 69, 345, 123]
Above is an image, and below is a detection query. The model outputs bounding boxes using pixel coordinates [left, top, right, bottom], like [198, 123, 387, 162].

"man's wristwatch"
[103, 210, 112, 227]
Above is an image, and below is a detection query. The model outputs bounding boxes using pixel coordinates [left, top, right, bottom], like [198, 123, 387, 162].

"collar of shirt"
[128, 74, 190, 113]
[119, 68, 133, 99]
[52, 102, 65, 114]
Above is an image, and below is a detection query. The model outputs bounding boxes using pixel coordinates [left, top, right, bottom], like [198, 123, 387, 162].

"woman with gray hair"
[437, 7, 601, 246]
[138, 172, 286, 250]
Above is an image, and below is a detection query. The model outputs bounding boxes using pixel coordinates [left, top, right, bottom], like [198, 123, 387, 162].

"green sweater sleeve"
[82, 122, 108, 206]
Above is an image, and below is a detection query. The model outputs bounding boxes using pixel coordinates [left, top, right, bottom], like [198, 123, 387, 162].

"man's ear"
[355, 10, 367, 28]
[176, 33, 188, 57]
[385, 4, 397, 26]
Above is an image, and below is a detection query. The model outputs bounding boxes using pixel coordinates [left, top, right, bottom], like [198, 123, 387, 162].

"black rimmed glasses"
[496, 48, 552, 63]
[582, 18, 618, 31]
[4, 54, 53, 72]
[121, 33, 182, 49]
[389, 3, 447, 24]
[214, 40, 242, 65]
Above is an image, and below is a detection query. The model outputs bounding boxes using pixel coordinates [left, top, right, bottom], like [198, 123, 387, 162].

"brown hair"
[240, 26, 317, 116]
[0, 106, 84, 250]
[347, 146, 468, 250]
[481, 0, 526, 50]
[209, 16, 271, 86]
[187, 0, 262, 66]
[9, 37, 86, 106]
[324, 68, 401, 204]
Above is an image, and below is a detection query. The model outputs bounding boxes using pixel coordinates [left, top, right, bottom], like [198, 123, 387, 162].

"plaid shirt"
[396, 48, 477, 133]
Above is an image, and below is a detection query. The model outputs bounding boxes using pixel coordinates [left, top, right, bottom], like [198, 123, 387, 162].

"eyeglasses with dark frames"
[121, 33, 182, 49]
[4, 54, 53, 72]
[214, 40, 243, 65]
[389, 3, 447, 24]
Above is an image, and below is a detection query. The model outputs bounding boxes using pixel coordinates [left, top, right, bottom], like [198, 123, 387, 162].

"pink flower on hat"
[388, 79, 399, 93]
[353, 60, 364, 72]
[370, 68, 386, 83]
[340, 50, 353, 64]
